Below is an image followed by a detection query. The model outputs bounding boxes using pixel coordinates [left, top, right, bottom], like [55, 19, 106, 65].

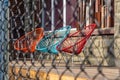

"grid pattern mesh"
[1, 0, 120, 80]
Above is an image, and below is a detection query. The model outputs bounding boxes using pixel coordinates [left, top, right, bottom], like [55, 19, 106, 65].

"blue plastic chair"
[36, 26, 71, 54]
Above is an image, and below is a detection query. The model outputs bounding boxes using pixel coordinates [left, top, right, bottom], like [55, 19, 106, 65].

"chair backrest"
[57, 23, 96, 55]
[36, 26, 71, 54]
[14, 28, 44, 53]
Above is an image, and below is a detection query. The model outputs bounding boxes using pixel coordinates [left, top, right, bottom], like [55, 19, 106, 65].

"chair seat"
[14, 28, 44, 53]
[57, 24, 96, 55]
[38, 42, 59, 54]
[36, 26, 71, 54]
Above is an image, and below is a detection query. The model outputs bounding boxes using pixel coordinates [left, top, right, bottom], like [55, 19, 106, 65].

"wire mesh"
[0, 0, 120, 80]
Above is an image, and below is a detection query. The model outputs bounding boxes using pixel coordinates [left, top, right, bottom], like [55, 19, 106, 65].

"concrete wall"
[84, 35, 114, 66]
[114, 0, 120, 67]
[73, 0, 120, 66]
[71, 35, 114, 66]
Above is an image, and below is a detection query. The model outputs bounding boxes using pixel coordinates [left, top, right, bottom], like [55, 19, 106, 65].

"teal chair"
[36, 26, 71, 54]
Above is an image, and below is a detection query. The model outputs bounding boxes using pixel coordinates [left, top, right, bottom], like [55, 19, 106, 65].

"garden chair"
[57, 23, 96, 55]
[14, 28, 44, 53]
[36, 26, 71, 54]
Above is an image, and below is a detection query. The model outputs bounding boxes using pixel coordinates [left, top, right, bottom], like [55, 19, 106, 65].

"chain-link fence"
[1, 0, 120, 80]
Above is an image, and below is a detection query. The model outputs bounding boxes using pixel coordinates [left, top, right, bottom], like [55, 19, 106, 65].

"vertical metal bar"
[63, 0, 66, 27]
[5, 1, 9, 79]
[5, 0, 9, 79]
[51, 0, 54, 31]
[0, 0, 9, 80]
[42, 0, 45, 28]
[32, 0, 35, 28]
[0, 1, 3, 79]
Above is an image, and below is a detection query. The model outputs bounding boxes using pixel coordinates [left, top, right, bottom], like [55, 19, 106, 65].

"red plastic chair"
[57, 24, 96, 55]
[14, 28, 44, 53]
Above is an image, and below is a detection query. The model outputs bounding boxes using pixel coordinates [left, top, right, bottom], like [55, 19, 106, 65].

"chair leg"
[57, 53, 65, 66]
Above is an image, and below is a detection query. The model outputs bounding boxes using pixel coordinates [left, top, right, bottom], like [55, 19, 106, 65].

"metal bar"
[51, 0, 55, 31]
[42, 0, 45, 28]
[63, 0, 66, 27]
[0, 0, 9, 80]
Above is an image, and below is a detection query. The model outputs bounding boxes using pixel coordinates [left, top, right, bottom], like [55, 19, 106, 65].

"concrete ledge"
[9, 66, 87, 80]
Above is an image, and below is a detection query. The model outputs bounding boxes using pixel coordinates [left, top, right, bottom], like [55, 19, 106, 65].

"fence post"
[0, 0, 9, 80]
